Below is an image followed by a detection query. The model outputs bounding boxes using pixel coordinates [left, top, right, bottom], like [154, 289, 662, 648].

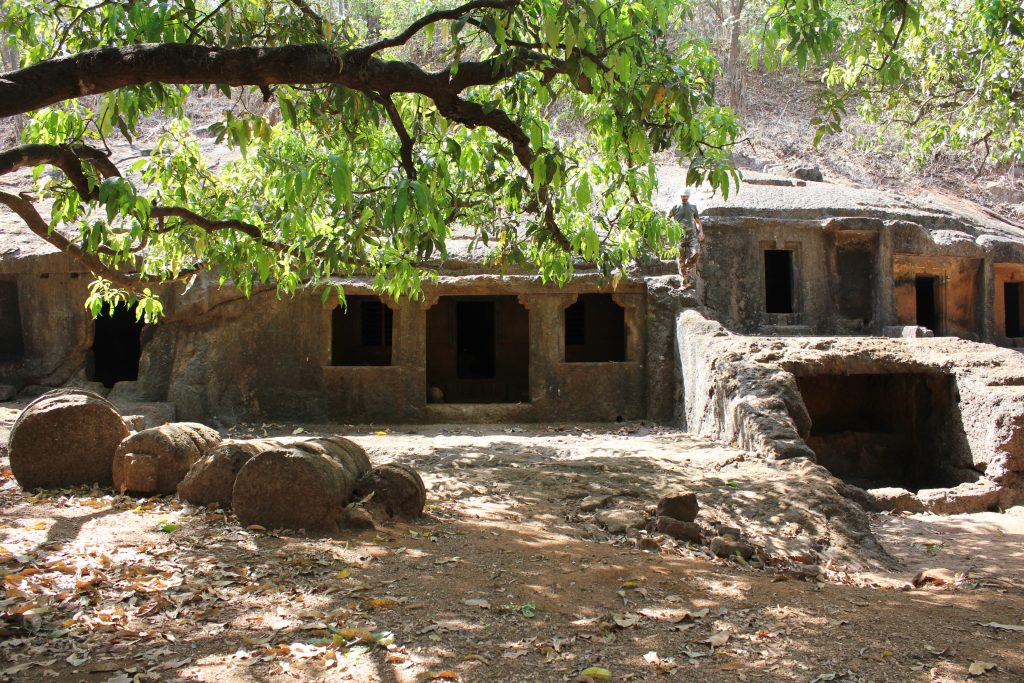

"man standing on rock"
[668, 188, 704, 289]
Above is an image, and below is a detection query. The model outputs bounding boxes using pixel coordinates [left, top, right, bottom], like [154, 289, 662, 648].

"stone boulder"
[231, 436, 371, 533]
[594, 508, 646, 534]
[656, 516, 702, 543]
[657, 491, 699, 522]
[8, 388, 129, 489]
[353, 463, 426, 521]
[113, 422, 221, 495]
[865, 487, 925, 514]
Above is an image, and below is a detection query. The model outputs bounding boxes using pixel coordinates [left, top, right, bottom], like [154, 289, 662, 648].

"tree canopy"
[2, 1, 1021, 320]
[0, 0, 739, 318]
[755, 0, 1024, 164]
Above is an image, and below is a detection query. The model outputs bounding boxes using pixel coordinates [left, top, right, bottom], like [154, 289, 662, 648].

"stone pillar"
[875, 228, 896, 330]
[980, 255, 996, 342]
[517, 293, 577, 411]
[612, 292, 645, 363]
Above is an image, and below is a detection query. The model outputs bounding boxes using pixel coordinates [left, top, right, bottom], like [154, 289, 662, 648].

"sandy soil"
[2, 413, 1024, 683]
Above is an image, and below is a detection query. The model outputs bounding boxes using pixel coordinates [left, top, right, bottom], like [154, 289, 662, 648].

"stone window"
[564, 294, 626, 362]
[90, 303, 143, 387]
[0, 281, 25, 361]
[764, 249, 795, 314]
[331, 297, 393, 366]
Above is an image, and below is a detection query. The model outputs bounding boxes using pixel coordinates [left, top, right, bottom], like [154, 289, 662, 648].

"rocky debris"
[231, 436, 371, 533]
[714, 524, 743, 540]
[352, 463, 427, 521]
[764, 162, 823, 182]
[0, 384, 15, 402]
[883, 325, 934, 338]
[865, 487, 925, 514]
[791, 165, 823, 182]
[794, 563, 823, 580]
[656, 516, 702, 543]
[579, 494, 612, 512]
[112, 422, 222, 495]
[594, 508, 646, 534]
[918, 481, 1002, 515]
[710, 536, 756, 560]
[656, 491, 699, 522]
[8, 388, 129, 489]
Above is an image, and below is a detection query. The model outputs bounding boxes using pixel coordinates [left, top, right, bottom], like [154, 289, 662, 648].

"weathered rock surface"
[656, 491, 699, 522]
[918, 481, 1002, 515]
[656, 516, 702, 543]
[113, 422, 221, 495]
[594, 508, 646, 534]
[178, 441, 264, 508]
[676, 310, 1024, 513]
[866, 487, 925, 514]
[8, 388, 129, 489]
[352, 463, 426, 521]
[231, 436, 371, 533]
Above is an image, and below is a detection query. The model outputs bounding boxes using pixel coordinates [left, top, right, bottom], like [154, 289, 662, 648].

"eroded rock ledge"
[677, 309, 1024, 514]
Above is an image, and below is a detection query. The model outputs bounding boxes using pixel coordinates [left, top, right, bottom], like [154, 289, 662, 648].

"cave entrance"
[426, 296, 529, 403]
[915, 276, 940, 333]
[764, 249, 794, 314]
[796, 372, 967, 492]
[90, 303, 144, 388]
[1004, 282, 1024, 338]
[564, 294, 626, 362]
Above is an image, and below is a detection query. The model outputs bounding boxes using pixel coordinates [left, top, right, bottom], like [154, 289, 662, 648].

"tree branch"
[357, 0, 518, 57]
[370, 93, 418, 180]
[0, 189, 167, 287]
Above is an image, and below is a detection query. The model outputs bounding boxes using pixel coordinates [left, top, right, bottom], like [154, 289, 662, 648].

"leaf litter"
[1, 419, 1023, 681]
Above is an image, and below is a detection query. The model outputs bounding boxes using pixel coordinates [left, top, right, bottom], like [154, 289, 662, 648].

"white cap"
[681, 187, 692, 196]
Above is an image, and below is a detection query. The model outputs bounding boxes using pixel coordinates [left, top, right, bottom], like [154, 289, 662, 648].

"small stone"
[656, 516, 702, 543]
[580, 494, 612, 512]
[637, 537, 661, 551]
[594, 508, 645, 534]
[714, 524, 742, 540]
[795, 563, 822, 580]
[710, 537, 755, 560]
[341, 507, 377, 530]
[656, 491, 698, 523]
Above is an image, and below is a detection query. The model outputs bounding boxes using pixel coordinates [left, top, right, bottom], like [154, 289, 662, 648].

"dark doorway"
[426, 296, 529, 403]
[796, 373, 969, 492]
[915, 276, 939, 332]
[564, 294, 626, 362]
[0, 281, 24, 361]
[1005, 282, 1023, 337]
[91, 304, 144, 388]
[764, 249, 794, 314]
[457, 301, 496, 378]
[331, 297, 393, 366]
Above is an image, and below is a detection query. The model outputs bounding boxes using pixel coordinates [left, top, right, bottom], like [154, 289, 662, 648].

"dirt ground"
[2, 409, 1023, 683]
